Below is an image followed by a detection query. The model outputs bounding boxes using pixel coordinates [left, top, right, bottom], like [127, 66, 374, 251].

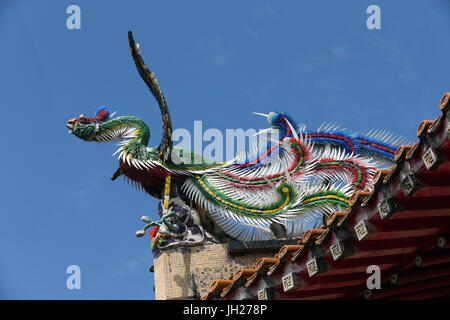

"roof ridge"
[202, 92, 450, 300]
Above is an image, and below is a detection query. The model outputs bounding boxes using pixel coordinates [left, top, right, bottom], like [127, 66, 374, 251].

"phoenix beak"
[66, 118, 76, 132]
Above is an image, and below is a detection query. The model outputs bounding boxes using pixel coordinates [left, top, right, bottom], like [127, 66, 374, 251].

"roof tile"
[266, 258, 282, 275]
[207, 279, 233, 297]
[302, 228, 327, 245]
[394, 144, 413, 162]
[439, 92, 450, 112]
[428, 114, 444, 134]
[336, 207, 353, 227]
[383, 164, 398, 184]
[245, 258, 280, 287]
[405, 141, 420, 160]
[233, 268, 256, 283]
[417, 120, 434, 138]
[255, 257, 279, 272]
[348, 190, 371, 207]
[372, 169, 391, 186]
[278, 245, 303, 260]
[326, 211, 348, 228]
[291, 245, 306, 262]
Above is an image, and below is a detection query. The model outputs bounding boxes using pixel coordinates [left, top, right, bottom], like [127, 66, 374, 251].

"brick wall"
[154, 239, 299, 300]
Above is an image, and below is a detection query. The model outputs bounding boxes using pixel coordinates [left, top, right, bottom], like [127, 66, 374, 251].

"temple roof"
[202, 92, 450, 300]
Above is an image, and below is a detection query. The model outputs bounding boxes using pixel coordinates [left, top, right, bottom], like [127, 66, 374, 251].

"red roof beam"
[369, 274, 450, 300]
[415, 249, 450, 268]
[387, 208, 450, 220]
[387, 285, 450, 300]
[390, 262, 450, 287]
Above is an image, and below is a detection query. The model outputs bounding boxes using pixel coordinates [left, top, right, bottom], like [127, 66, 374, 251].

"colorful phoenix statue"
[66, 32, 407, 249]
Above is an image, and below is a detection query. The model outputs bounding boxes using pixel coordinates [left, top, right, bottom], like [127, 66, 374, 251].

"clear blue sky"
[1, 1, 449, 299]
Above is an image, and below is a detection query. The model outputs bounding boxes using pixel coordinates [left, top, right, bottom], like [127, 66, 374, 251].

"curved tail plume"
[128, 31, 173, 161]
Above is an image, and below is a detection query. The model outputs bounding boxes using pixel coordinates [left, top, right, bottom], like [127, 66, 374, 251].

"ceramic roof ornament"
[66, 31, 406, 244]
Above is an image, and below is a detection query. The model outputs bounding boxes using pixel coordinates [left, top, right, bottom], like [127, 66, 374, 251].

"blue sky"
[1, 1, 449, 299]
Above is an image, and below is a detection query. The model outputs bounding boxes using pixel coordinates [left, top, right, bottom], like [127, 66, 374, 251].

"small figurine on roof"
[136, 176, 218, 254]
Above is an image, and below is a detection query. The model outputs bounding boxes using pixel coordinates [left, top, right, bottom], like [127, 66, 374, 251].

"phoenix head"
[66, 108, 117, 141]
